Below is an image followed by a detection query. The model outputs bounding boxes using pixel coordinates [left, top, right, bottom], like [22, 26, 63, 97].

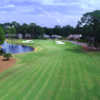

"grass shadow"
[65, 46, 87, 55]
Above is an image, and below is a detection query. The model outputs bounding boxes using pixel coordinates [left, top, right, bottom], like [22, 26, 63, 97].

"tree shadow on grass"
[65, 46, 87, 55]
[2, 59, 9, 61]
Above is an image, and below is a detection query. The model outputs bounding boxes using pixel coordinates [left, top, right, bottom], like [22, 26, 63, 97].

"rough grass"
[0, 39, 100, 100]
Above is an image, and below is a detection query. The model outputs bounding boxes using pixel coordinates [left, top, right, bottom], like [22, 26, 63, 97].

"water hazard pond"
[1, 42, 34, 54]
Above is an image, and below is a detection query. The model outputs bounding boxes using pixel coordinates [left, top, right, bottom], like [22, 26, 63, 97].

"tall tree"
[78, 10, 100, 47]
[0, 26, 5, 45]
[61, 25, 74, 37]
[53, 25, 61, 35]
[20, 23, 28, 38]
[28, 23, 36, 38]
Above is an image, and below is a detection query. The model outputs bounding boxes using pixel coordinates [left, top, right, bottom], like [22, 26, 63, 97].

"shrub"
[3, 53, 12, 60]
[0, 26, 5, 45]
[0, 49, 5, 56]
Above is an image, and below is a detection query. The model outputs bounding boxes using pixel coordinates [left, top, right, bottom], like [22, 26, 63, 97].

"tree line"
[0, 22, 74, 39]
[0, 10, 100, 47]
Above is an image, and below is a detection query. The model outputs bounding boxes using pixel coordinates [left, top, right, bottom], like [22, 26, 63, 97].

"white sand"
[56, 41, 64, 44]
[22, 40, 34, 43]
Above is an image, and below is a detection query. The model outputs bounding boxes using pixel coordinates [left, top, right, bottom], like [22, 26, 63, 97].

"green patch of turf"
[0, 39, 100, 100]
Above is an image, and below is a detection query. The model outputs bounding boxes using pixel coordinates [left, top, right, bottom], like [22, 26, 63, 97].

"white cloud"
[0, 4, 15, 9]
[31, 0, 79, 6]
[7, 4, 15, 8]
[0, 0, 100, 27]
[79, 0, 100, 12]
[36, 7, 81, 26]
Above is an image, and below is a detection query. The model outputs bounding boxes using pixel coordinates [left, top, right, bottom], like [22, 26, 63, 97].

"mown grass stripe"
[0, 57, 47, 98]
[0, 40, 100, 100]
[22, 52, 58, 99]
[33, 53, 62, 100]
[80, 55, 98, 100]
[75, 56, 87, 100]
[22, 62, 54, 100]
[0, 55, 41, 87]
[0, 57, 49, 99]
[54, 53, 68, 100]
[7, 56, 55, 99]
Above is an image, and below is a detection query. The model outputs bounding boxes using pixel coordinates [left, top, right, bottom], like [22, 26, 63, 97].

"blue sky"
[0, 0, 100, 27]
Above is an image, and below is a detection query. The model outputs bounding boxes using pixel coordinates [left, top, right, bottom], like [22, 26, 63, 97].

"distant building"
[43, 34, 50, 39]
[25, 33, 31, 38]
[67, 34, 82, 40]
[6, 33, 17, 38]
[51, 35, 62, 39]
[43, 34, 62, 39]
[6, 33, 23, 39]
[17, 33, 23, 39]
[5, 33, 9, 38]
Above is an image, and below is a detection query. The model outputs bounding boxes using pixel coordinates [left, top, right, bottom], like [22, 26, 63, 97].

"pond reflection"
[1, 42, 34, 54]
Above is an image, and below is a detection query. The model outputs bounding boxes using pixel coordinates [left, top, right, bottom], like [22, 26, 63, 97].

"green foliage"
[0, 26, 5, 45]
[53, 25, 61, 35]
[3, 21, 75, 39]
[0, 49, 5, 55]
[3, 53, 12, 60]
[62, 25, 74, 37]
[1, 10, 100, 43]
[77, 10, 100, 47]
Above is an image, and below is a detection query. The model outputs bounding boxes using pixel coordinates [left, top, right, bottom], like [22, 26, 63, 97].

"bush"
[0, 49, 5, 56]
[3, 53, 12, 60]
[0, 26, 5, 45]
[77, 39, 87, 43]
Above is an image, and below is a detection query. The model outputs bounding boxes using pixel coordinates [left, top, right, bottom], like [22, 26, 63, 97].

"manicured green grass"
[0, 39, 100, 100]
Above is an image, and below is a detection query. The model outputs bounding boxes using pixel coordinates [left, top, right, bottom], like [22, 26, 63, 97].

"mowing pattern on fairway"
[0, 40, 100, 100]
